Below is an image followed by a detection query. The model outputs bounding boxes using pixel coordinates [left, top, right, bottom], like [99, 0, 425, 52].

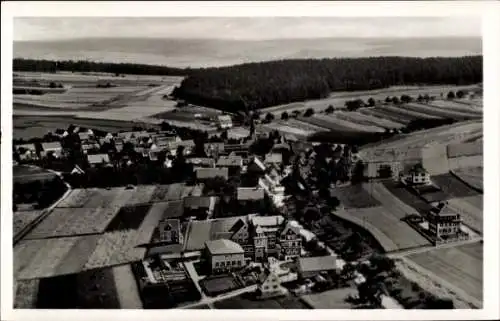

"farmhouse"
[264, 153, 283, 165]
[87, 153, 111, 167]
[405, 163, 431, 185]
[217, 115, 233, 129]
[205, 239, 245, 274]
[81, 142, 100, 154]
[166, 140, 195, 156]
[194, 167, 229, 180]
[296, 255, 339, 280]
[186, 157, 216, 167]
[361, 148, 423, 178]
[41, 141, 63, 158]
[216, 155, 243, 168]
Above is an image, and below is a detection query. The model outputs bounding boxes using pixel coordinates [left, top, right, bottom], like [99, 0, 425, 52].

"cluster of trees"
[13, 58, 191, 76]
[173, 56, 482, 111]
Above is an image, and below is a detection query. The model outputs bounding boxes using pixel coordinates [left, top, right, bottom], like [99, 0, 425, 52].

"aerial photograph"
[11, 16, 483, 310]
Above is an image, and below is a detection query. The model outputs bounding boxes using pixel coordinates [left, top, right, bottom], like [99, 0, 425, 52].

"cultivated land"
[13, 184, 201, 280]
[452, 167, 483, 192]
[334, 206, 431, 252]
[301, 287, 358, 309]
[213, 293, 310, 309]
[259, 85, 479, 115]
[406, 242, 483, 304]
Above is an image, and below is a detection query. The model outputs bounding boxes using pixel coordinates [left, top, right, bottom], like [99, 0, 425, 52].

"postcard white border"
[2, 1, 499, 321]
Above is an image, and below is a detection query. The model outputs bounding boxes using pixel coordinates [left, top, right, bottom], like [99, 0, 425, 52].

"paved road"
[180, 284, 258, 309]
[387, 237, 482, 259]
[183, 261, 213, 308]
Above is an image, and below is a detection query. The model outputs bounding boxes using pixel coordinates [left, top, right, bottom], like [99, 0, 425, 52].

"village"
[13, 105, 482, 310]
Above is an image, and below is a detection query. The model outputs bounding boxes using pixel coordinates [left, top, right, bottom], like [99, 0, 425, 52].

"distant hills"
[14, 36, 482, 68]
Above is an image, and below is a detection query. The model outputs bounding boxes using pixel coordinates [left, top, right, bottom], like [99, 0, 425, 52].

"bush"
[447, 91, 456, 99]
[281, 112, 289, 120]
[265, 113, 275, 122]
[325, 105, 335, 114]
[303, 108, 315, 117]
[367, 98, 375, 107]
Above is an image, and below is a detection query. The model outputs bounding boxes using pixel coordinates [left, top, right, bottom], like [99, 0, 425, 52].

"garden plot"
[24, 207, 122, 239]
[405, 103, 481, 120]
[259, 123, 315, 137]
[330, 184, 381, 209]
[377, 105, 442, 120]
[52, 235, 103, 276]
[301, 287, 358, 309]
[16, 237, 81, 280]
[335, 111, 405, 129]
[407, 242, 483, 303]
[134, 202, 173, 246]
[14, 279, 40, 308]
[447, 195, 483, 233]
[335, 206, 430, 252]
[281, 119, 327, 132]
[447, 142, 483, 158]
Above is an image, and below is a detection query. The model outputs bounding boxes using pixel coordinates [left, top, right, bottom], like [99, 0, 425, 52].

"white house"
[256, 268, 284, 298]
[217, 115, 233, 129]
[41, 142, 63, 158]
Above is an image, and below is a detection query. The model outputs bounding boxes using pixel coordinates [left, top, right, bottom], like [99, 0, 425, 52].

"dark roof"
[183, 196, 217, 209]
[298, 255, 337, 273]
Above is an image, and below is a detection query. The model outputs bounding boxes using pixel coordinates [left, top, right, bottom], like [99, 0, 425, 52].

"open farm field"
[258, 122, 314, 138]
[378, 105, 442, 120]
[381, 180, 434, 215]
[334, 111, 405, 129]
[319, 114, 386, 132]
[429, 100, 482, 114]
[361, 120, 482, 152]
[23, 207, 122, 239]
[452, 167, 483, 191]
[14, 211, 44, 238]
[282, 118, 329, 132]
[259, 85, 479, 115]
[362, 182, 420, 217]
[359, 108, 413, 125]
[447, 195, 483, 233]
[334, 206, 431, 252]
[406, 242, 483, 303]
[297, 115, 360, 133]
[330, 184, 381, 209]
[447, 142, 483, 158]
[405, 103, 481, 120]
[431, 173, 481, 199]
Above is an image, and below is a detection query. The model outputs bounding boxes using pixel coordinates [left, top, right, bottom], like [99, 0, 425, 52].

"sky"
[14, 17, 482, 41]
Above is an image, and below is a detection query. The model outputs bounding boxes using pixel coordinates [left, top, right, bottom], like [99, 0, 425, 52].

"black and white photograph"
[1, 1, 499, 320]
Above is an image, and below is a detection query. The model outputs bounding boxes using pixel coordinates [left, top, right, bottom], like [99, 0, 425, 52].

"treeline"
[173, 56, 482, 111]
[13, 58, 192, 76]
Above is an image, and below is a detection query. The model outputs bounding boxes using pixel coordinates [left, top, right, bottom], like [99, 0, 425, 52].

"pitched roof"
[216, 155, 243, 167]
[184, 215, 253, 251]
[41, 141, 62, 150]
[217, 115, 232, 123]
[183, 196, 217, 209]
[298, 255, 337, 273]
[250, 215, 285, 228]
[87, 153, 110, 164]
[205, 239, 243, 255]
[265, 153, 283, 164]
[16, 144, 36, 151]
[237, 187, 265, 201]
[194, 167, 229, 179]
[186, 158, 216, 167]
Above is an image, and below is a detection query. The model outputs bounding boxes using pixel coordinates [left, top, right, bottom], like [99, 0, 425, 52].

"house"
[81, 142, 100, 154]
[194, 167, 229, 180]
[249, 215, 285, 258]
[148, 144, 164, 161]
[156, 219, 183, 244]
[78, 129, 94, 142]
[217, 115, 233, 129]
[166, 140, 195, 156]
[427, 202, 462, 240]
[183, 196, 218, 219]
[87, 153, 111, 167]
[41, 141, 63, 158]
[205, 239, 245, 274]
[265, 153, 283, 165]
[237, 187, 265, 202]
[15, 144, 38, 161]
[216, 155, 243, 168]
[256, 268, 284, 298]
[279, 222, 302, 260]
[405, 163, 431, 185]
[186, 157, 216, 167]
[297, 255, 338, 279]
[204, 142, 225, 158]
